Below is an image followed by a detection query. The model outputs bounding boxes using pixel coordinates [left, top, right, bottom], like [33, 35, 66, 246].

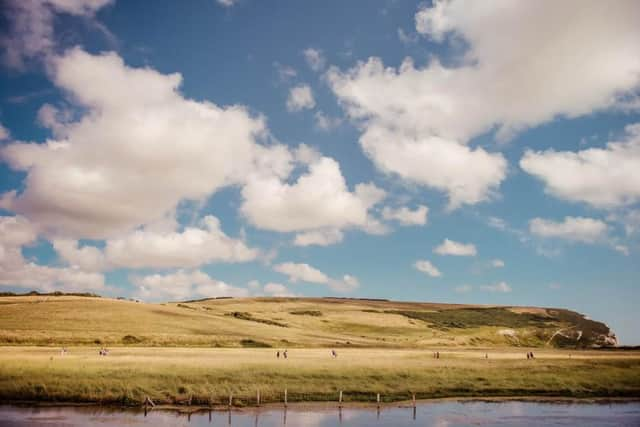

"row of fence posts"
[143, 389, 418, 420]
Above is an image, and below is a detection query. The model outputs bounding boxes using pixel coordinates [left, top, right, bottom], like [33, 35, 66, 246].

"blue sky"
[1, 0, 639, 344]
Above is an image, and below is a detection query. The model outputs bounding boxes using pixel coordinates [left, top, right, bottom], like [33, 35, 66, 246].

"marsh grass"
[0, 347, 638, 405]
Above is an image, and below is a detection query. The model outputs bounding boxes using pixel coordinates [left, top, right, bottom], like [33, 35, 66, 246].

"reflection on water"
[1, 401, 639, 427]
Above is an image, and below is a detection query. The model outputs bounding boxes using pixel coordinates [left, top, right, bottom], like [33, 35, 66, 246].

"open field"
[1, 347, 639, 405]
[0, 295, 617, 348]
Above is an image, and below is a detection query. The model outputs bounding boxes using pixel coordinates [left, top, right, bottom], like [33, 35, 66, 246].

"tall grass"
[0, 347, 638, 405]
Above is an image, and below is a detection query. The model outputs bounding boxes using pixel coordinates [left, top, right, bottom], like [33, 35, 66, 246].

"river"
[1, 401, 639, 426]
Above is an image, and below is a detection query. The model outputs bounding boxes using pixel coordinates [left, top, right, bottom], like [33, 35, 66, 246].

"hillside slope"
[0, 295, 617, 348]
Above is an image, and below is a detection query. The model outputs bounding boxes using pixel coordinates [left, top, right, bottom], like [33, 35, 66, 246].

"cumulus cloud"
[413, 259, 441, 277]
[274, 62, 297, 82]
[273, 262, 329, 284]
[132, 269, 247, 302]
[52, 215, 258, 271]
[217, 0, 239, 6]
[105, 216, 257, 269]
[241, 155, 386, 233]
[382, 204, 428, 226]
[52, 239, 106, 272]
[303, 48, 326, 71]
[0, 123, 10, 140]
[293, 229, 344, 247]
[521, 123, 640, 209]
[480, 281, 511, 293]
[263, 282, 294, 297]
[0, 48, 273, 239]
[0, 0, 113, 69]
[491, 259, 505, 268]
[286, 84, 315, 112]
[529, 216, 608, 243]
[0, 215, 105, 292]
[314, 111, 342, 131]
[273, 262, 359, 293]
[434, 238, 477, 256]
[328, 1, 640, 207]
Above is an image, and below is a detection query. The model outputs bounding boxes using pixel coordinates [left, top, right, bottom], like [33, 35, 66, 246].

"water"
[1, 401, 639, 427]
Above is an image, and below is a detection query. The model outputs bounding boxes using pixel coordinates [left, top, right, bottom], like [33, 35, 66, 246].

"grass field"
[0, 295, 617, 348]
[1, 347, 638, 405]
[1, 295, 633, 405]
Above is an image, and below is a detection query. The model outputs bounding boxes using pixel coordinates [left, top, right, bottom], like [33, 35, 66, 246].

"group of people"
[276, 349, 288, 359]
[60, 347, 68, 356]
[99, 347, 110, 356]
[433, 351, 440, 359]
[526, 351, 535, 359]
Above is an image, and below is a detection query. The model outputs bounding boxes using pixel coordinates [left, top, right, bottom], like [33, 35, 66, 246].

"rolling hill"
[0, 294, 617, 348]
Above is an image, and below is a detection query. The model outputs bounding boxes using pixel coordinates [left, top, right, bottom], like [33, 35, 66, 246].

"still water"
[1, 401, 639, 427]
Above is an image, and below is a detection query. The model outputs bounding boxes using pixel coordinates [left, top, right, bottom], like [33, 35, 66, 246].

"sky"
[0, 0, 639, 344]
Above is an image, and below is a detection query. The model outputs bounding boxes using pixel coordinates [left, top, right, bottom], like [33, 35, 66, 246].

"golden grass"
[0, 296, 583, 347]
[1, 347, 638, 405]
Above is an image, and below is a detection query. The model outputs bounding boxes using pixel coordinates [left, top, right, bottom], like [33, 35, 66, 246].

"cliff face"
[546, 309, 618, 348]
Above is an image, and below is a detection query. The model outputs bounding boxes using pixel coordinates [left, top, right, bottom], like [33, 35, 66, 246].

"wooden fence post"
[257, 389, 261, 406]
[339, 390, 343, 409]
[284, 388, 288, 408]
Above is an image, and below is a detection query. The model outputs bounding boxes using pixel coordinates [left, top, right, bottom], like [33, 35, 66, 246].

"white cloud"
[397, 28, 417, 44]
[293, 229, 344, 247]
[314, 111, 342, 131]
[382, 204, 428, 226]
[105, 215, 258, 269]
[434, 238, 477, 256]
[273, 262, 359, 293]
[132, 269, 247, 302]
[614, 245, 630, 256]
[0, 0, 113, 69]
[263, 282, 294, 297]
[529, 216, 608, 243]
[0, 215, 105, 292]
[0, 123, 10, 140]
[328, 1, 640, 207]
[491, 259, 505, 268]
[273, 262, 329, 284]
[480, 281, 511, 293]
[52, 215, 258, 271]
[303, 48, 326, 72]
[286, 84, 315, 112]
[216, 0, 239, 7]
[0, 48, 275, 239]
[413, 260, 441, 277]
[240, 155, 385, 233]
[521, 123, 640, 209]
[274, 62, 297, 82]
[52, 239, 106, 272]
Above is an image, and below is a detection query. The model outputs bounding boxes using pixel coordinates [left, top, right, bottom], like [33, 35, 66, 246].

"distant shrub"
[226, 311, 288, 328]
[289, 310, 322, 317]
[240, 339, 271, 348]
[122, 335, 142, 344]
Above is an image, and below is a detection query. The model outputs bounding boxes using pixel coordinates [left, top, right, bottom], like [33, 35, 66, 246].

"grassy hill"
[0, 294, 617, 348]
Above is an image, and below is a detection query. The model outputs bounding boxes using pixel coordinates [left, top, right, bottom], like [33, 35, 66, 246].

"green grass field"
[0, 347, 638, 405]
